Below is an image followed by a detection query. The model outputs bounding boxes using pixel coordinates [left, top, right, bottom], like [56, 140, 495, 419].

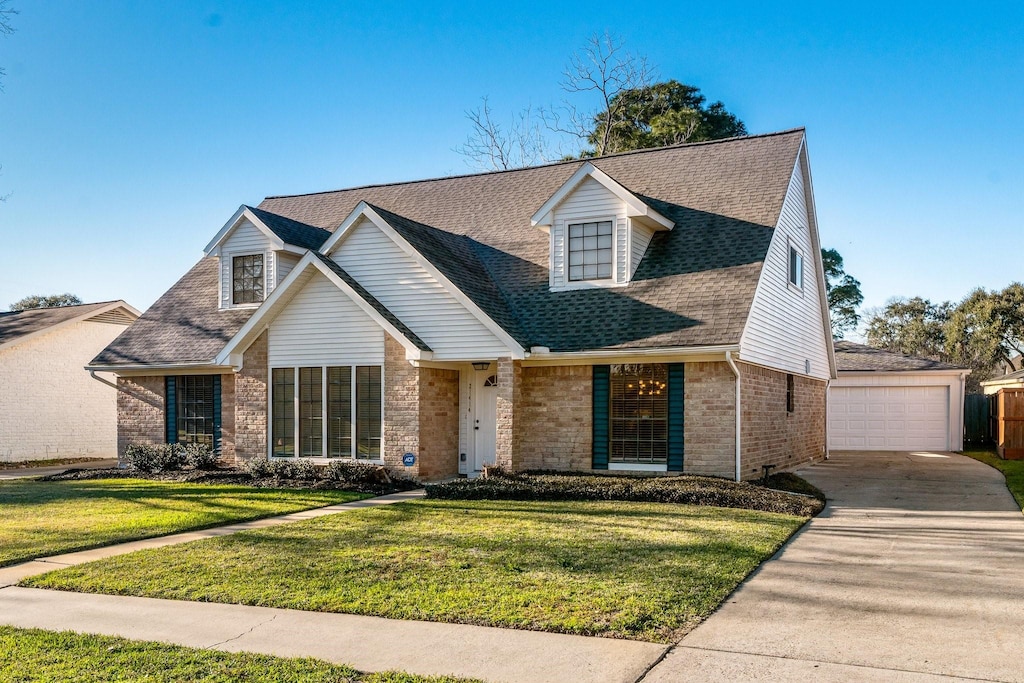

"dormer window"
[568, 221, 614, 281]
[232, 254, 265, 304]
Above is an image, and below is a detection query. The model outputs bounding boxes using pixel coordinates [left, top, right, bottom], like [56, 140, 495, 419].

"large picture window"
[609, 364, 668, 464]
[271, 365, 382, 460]
[232, 254, 264, 304]
[568, 220, 613, 281]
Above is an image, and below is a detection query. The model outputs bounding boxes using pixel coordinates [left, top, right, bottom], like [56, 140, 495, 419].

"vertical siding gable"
[739, 157, 831, 379]
[331, 218, 510, 360]
[267, 270, 385, 366]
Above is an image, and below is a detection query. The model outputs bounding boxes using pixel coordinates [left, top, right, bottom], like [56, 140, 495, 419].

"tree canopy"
[821, 248, 863, 339]
[9, 293, 82, 311]
[587, 80, 746, 156]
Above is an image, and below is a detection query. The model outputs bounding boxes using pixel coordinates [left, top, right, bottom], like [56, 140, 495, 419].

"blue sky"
[1, 1, 1021, 331]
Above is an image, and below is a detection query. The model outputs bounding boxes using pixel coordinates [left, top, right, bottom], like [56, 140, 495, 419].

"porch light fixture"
[472, 361, 491, 371]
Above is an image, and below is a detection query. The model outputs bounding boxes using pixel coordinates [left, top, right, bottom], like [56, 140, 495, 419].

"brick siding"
[739, 362, 826, 479]
[494, 358, 522, 470]
[683, 361, 737, 478]
[518, 365, 592, 471]
[383, 334, 421, 475]
[219, 373, 236, 464]
[116, 376, 165, 459]
[418, 367, 460, 480]
[234, 331, 267, 463]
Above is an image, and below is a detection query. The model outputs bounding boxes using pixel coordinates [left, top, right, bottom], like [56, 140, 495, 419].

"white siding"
[268, 271, 384, 367]
[740, 157, 831, 379]
[550, 177, 627, 289]
[276, 252, 301, 287]
[0, 321, 128, 461]
[614, 217, 628, 284]
[220, 219, 273, 309]
[459, 368, 471, 474]
[630, 223, 655, 279]
[332, 218, 510, 360]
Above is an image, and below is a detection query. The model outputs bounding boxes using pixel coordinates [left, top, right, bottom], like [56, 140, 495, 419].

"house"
[980, 368, 1024, 395]
[91, 129, 835, 481]
[0, 301, 139, 462]
[829, 341, 969, 452]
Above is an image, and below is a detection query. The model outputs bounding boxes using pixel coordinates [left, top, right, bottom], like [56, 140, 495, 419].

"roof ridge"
[263, 128, 807, 201]
[2, 300, 124, 315]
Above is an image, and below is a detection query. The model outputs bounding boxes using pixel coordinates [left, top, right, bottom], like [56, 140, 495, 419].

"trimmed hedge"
[124, 443, 217, 473]
[426, 471, 823, 517]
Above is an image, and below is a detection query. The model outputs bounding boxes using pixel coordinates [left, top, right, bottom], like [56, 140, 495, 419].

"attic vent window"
[788, 245, 804, 290]
[568, 221, 613, 281]
[232, 254, 264, 304]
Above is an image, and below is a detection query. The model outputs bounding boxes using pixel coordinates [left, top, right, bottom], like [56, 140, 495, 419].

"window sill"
[551, 279, 625, 292]
[608, 462, 668, 472]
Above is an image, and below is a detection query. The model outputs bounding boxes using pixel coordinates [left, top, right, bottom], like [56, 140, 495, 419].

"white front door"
[473, 370, 498, 471]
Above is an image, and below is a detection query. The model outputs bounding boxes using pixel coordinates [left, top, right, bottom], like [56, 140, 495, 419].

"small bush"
[324, 460, 393, 486]
[244, 458, 320, 480]
[181, 443, 219, 470]
[124, 444, 187, 473]
[426, 471, 823, 517]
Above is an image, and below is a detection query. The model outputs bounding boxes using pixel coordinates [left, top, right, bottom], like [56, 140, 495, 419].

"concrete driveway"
[644, 451, 1024, 683]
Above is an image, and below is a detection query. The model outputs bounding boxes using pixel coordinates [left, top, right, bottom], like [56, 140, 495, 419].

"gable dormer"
[531, 162, 673, 290]
[204, 206, 324, 310]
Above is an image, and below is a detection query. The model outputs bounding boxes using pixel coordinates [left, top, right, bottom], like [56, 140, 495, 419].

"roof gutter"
[525, 344, 741, 362]
[85, 362, 234, 374]
[724, 350, 742, 482]
[87, 368, 119, 390]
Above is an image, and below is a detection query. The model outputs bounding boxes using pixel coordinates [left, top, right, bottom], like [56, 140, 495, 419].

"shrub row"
[426, 471, 823, 517]
[123, 443, 218, 473]
[244, 458, 401, 488]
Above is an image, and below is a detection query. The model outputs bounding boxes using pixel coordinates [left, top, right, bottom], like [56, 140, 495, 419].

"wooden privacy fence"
[993, 388, 1024, 460]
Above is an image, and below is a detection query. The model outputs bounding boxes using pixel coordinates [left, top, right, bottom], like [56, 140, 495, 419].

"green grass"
[0, 626, 477, 682]
[25, 499, 806, 642]
[0, 478, 368, 567]
[963, 449, 1024, 510]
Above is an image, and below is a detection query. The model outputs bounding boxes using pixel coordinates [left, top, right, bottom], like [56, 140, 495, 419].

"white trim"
[798, 140, 838, 380]
[215, 251, 431, 368]
[608, 462, 668, 472]
[725, 350, 742, 482]
[1, 301, 140, 354]
[522, 344, 740, 367]
[530, 162, 674, 231]
[320, 203, 525, 359]
[204, 206, 285, 256]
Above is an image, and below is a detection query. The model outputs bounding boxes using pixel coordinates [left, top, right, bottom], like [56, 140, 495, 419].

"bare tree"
[0, 0, 16, 89]
[545, 33, 654, 157]
[456, 97, 548, 171]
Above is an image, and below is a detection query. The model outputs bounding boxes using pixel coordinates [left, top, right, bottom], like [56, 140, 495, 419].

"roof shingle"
[0, 302, 126, 347]
[833, 340, 965, 372]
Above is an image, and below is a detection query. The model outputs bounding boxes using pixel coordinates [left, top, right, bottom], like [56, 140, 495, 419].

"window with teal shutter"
[592, 365, 610, 469]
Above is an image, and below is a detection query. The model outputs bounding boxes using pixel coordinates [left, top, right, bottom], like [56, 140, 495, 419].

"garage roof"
[833, 340, 966, 372]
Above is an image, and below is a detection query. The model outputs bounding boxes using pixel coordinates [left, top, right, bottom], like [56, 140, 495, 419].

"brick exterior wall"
[383, 335, 422, 475]
[518, 365, 592, 471]
[495, 358, 523, 470]
[116, 376, 165, 459]
[234, 331, 267, 463]
[219, 374, 236, 464]
[418, 367, 460, 480]
[739, 362, 827, 479]
[682, 361, 737, 479]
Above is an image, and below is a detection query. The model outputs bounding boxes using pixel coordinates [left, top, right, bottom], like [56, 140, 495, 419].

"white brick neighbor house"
[93, 129, 835, 481]
[0, 301, 139, 462]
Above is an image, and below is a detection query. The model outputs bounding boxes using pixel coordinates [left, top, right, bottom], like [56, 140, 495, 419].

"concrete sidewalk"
[642, 451, 1024, 683]
[0, 587, 667, 683]
[0, 458, 118, 480]
[0, 489, 426, 588]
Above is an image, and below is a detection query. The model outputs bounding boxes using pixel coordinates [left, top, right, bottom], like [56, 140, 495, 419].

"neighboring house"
[829, 341, 969, 452]
[980, 368, 1024, 395]
[92, 129, 835, 481]
[0, 301, 140, 462]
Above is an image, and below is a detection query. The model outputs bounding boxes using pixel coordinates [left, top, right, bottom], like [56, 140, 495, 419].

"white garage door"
[829, 385, 949, 451]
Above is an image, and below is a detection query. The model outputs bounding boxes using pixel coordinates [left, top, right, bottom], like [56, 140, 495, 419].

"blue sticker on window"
[402, 453, 416, 467]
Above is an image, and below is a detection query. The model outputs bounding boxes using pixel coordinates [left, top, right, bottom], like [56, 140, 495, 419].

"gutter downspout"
[725, 351, 742, 482]
[88, 368, 119, 390]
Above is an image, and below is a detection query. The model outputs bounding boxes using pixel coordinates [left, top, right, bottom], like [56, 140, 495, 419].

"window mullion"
[321, 367, 328, 457]
[293, 367, 299, 457]
[350, 365, 357, 460]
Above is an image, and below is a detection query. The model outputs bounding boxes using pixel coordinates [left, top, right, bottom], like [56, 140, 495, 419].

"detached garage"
[829, 342, 970, 452]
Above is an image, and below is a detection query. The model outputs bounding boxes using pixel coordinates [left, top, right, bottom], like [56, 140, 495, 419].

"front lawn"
[0, 457, 107, 470]
[0, 478, 368, 567]
[25, 499, 806, 642]
[963, 449, 1024, 510]
[0, 626, 477, 682]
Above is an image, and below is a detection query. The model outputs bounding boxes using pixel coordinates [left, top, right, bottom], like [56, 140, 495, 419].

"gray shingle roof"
[91, 259, 254, 366]
[94, 129, 808, 366]
[0, 302, 126, 347]
[833, 340, 965, 372]
[982, 368, 1024, 384]
[245, 206, 331, 251]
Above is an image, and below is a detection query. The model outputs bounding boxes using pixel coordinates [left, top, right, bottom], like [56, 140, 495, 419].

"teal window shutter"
[213, 375, 222, 454]
[667, 363, 684, 471]
[592, 365, 610, 470]
[165, 376, 177, 444]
